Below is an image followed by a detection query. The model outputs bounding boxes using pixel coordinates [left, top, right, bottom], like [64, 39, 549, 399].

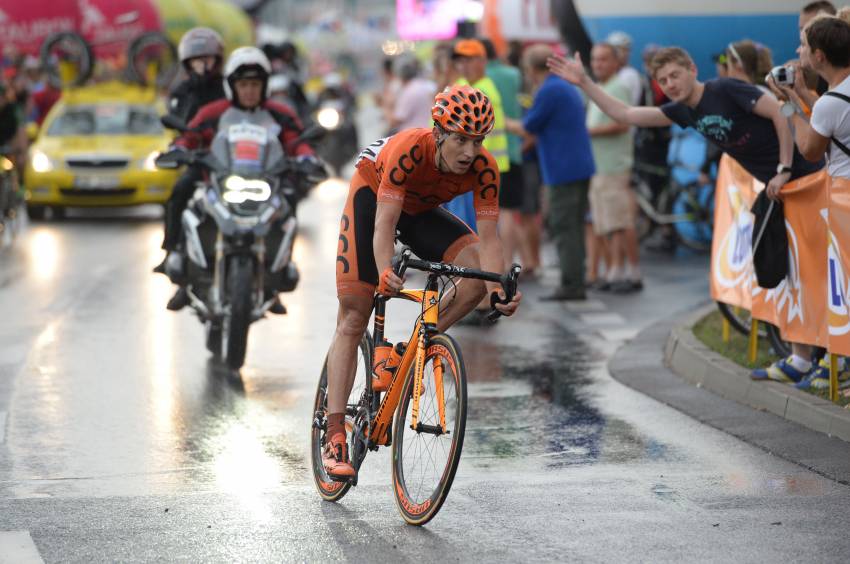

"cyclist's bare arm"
[478, 219, 521, 315]
[374, 199, 403, 288]
[547, 53, 673, 128]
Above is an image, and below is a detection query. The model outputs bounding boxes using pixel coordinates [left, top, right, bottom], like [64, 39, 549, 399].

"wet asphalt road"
[1, 183, 850, 563]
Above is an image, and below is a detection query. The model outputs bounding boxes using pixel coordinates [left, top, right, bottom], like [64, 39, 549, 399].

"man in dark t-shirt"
[660, 78, 822, 183]
[548, 46, 824, 199]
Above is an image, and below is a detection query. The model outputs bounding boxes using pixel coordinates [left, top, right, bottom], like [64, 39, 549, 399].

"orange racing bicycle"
[310, 248, 520, 525]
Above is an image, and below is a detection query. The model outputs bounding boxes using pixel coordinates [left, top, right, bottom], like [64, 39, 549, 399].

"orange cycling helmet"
[432, 85, 495, 137]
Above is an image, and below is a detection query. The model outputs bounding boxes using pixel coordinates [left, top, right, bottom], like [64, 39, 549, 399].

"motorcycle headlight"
[317, 107, 341, 130]
[222, 175, 272, 204]
[31, 150, 53, 173]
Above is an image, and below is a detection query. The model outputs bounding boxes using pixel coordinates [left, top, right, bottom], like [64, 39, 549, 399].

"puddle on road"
[456, 325, 676, 470]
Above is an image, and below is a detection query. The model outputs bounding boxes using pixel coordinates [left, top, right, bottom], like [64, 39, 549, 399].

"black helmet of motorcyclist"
[224, 47, 272, 110]
[178, 27, 224, 79]
[279, 41, 298, 63]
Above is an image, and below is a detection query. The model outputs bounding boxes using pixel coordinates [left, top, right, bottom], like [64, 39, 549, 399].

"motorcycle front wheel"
[222, 255, 254, 370]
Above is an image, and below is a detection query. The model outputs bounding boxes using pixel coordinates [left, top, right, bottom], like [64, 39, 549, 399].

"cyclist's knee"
[335, 297, 371, 337]
[452, 242, 481, 269]
[469, 279, 487, 303]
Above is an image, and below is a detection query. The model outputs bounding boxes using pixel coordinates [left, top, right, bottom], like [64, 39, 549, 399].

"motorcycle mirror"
[154, 150, 186, 169]
[297, 124, 326, 144]
[161, 114, 189, 132]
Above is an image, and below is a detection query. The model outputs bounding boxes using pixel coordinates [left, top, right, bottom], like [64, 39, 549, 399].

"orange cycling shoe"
[322, 432, 356, 480]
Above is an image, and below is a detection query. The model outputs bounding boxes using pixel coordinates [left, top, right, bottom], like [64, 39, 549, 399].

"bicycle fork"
[410, 282, 446, 434]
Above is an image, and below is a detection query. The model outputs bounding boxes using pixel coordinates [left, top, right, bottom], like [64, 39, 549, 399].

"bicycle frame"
[367, 273, 444, 447]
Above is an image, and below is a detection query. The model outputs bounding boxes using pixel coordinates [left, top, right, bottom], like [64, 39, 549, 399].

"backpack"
[751, 190, 788, 289]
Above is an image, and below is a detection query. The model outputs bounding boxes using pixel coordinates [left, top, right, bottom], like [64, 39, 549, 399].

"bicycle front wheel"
[392, 333, 467, 525]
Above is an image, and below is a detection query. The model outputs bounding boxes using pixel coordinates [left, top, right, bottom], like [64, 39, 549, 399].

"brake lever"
[486, 263, 522, 322]
[391, 246, 412, 278]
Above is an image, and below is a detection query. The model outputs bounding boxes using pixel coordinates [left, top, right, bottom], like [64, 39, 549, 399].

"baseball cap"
[452, 39, 486, 59]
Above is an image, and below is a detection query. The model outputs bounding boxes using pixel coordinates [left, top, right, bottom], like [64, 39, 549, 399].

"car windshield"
[47, 104, 163, 136]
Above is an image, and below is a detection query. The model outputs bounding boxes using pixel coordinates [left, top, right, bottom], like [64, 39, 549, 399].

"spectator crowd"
[376, 1, 850, 390]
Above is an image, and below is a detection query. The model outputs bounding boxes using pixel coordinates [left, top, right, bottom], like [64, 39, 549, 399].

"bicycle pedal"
[328, 473, 357, 485]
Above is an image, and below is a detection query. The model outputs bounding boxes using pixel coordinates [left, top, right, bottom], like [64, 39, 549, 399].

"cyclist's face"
[440, 132, 484, 173]
[234, 78, 264, 108]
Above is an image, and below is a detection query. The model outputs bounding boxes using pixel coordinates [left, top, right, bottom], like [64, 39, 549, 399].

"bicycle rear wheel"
[310, 332, 373, 502]
[717, 301, 767, 338]
[766, 323, 792, 358]
[392, 333, 467, 525]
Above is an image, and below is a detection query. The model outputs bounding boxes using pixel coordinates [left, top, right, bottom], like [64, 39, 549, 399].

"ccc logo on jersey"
[388, 144, 424, 186]
[471, 155, 498, 200]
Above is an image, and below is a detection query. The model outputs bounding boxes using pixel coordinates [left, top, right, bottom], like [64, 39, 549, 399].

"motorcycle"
[156, 112, 326, 370]
[312, 77, 359, 177]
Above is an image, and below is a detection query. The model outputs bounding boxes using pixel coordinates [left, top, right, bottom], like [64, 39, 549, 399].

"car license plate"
[73, 175, 121, 189]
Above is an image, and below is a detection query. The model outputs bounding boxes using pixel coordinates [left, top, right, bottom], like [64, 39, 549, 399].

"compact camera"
[770, 65, 795, 86]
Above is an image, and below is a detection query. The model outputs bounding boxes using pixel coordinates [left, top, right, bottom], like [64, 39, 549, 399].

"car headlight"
[143, 151, 159, 171]
[317, 107, 341, 130]
[222, 175, 272, 204]
[31, 150, 53, 173]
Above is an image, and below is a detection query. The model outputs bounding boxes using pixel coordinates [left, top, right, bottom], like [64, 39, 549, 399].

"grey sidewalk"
[608, 303, 850, 485]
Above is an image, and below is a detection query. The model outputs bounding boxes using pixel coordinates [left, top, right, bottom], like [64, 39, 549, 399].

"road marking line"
[562, 299, 607, 313]
[599, 328, 640, 342]
[0, 531, 44, 564]
[580, 312, 626, 326]
[0, 411, 6, 444]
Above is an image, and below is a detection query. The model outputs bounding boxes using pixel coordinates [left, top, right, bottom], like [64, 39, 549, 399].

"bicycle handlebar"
[391, 247, 521, 321]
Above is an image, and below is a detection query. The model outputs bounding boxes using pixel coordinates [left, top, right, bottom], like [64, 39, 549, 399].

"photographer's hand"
[790, 61, 819, 112]
[766, 171, 791, 200]
[766, 74, 793, 103]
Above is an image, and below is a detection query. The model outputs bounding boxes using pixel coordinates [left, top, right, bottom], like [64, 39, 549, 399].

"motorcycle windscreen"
[211, 122, 284, 178]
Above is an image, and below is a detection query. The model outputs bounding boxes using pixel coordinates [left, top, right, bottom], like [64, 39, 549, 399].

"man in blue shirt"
[507, 44, 596, 300]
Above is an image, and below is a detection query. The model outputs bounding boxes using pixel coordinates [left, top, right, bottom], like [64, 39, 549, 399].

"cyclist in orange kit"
[322, 85, 522, 479]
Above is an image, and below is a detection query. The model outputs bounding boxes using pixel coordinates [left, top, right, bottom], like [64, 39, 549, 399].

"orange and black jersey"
[355, 128, 500, 220]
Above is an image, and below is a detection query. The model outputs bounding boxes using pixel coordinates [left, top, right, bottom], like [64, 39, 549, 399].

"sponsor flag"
[828, 177, 850, 355]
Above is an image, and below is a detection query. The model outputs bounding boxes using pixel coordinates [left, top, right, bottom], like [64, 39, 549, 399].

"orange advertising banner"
[828, 177, 850, 355]
[709, 155, 777, 326]
[712, 157, 850, 351]
[752, 170, 830, 347]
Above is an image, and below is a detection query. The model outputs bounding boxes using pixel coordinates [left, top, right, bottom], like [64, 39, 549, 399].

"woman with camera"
[767, 14, 850, 391]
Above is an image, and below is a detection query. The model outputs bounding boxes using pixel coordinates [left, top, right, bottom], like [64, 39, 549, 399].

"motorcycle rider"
[170, 46, 319, 313]
[154, 28, 227, 311]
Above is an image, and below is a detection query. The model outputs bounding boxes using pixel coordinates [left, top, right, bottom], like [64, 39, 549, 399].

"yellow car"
[24, 81, 179, 219]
